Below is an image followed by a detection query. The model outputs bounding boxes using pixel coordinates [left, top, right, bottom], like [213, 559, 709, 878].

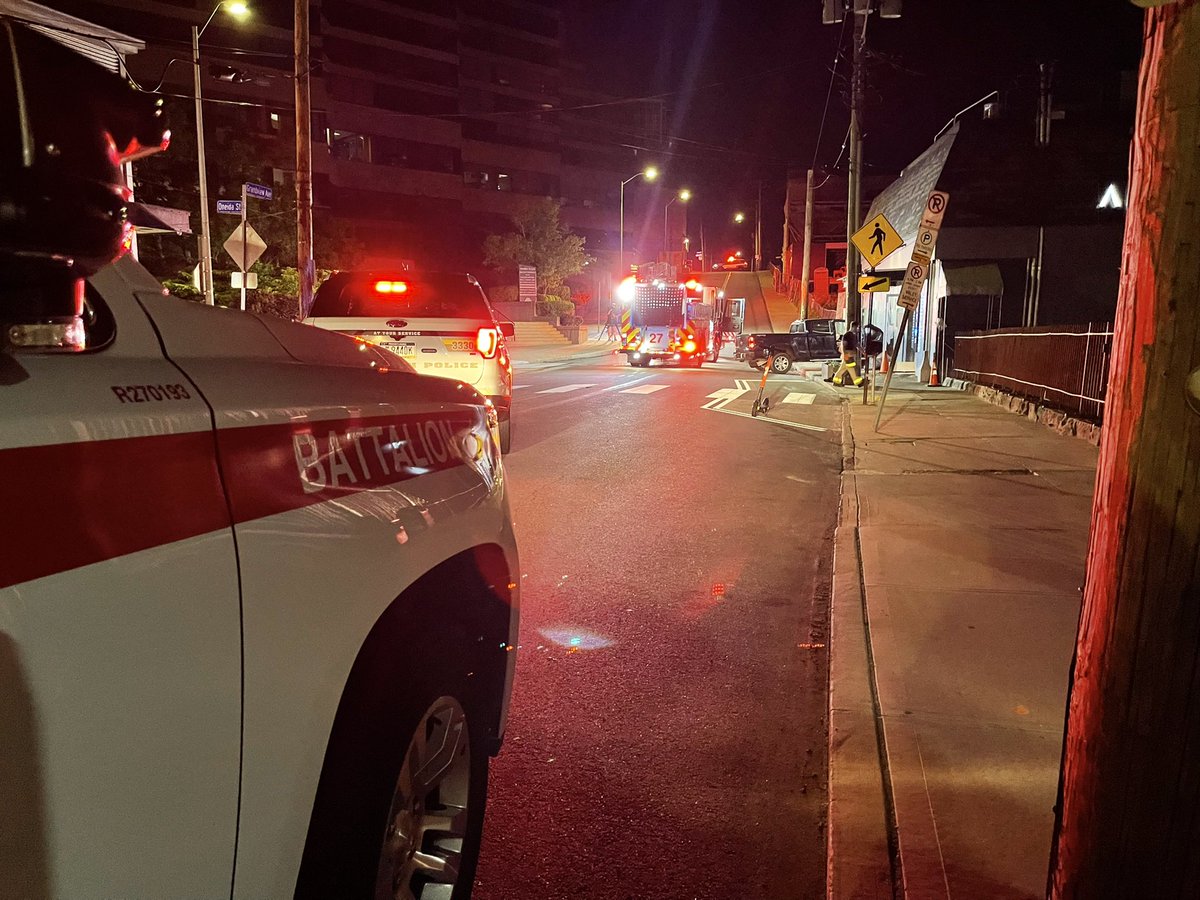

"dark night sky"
[566, 1, 1145, 254]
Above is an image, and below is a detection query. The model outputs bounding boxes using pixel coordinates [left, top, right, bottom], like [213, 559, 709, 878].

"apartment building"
[39, 0, 651, 276]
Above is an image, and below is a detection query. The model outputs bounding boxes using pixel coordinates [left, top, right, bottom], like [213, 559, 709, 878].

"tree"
[1049, 3, 1200, 896]
[482, 197, 591, 297]
[131, 100, 361, 300]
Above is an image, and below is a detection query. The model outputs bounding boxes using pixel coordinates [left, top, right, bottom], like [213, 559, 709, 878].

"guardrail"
[952, 324, 1113, 421]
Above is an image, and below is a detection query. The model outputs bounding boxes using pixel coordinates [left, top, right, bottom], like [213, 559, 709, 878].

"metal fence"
[952, 324, 1114, 420]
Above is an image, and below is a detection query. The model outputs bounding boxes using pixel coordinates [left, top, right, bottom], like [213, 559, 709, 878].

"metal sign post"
[874, 190, 949, 431]
[239, 183, 248, 311]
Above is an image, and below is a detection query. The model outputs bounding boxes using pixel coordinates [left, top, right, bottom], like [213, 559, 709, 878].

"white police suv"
[0, 22, 518, 900]
[306, 272, 515, 452]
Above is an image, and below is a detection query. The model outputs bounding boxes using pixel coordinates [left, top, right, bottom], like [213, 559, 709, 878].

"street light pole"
[294, 0, 314, 319]
[619, 166, 657, 276]
[192, 24, 214, 305]
[663, 189, 690, 264]
[191, 1, 250, 307]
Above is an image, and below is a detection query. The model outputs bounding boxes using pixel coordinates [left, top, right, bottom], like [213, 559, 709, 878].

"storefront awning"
[0, 0, 143, 72]
[934, 262, 1003, 298]
[130, 203, 191, 235]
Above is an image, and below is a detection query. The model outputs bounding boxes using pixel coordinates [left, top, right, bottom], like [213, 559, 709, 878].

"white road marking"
[706, 388, 737, 399]
[703, 406, 828, 432]
[621, 384, 669, 395]
[537, 383, 597, 394]
[513, 384, 531, 389]
[782, 392, 816, 405]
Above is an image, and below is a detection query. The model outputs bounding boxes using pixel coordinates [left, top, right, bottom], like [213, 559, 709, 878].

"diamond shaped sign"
[223, 222, 267, 270]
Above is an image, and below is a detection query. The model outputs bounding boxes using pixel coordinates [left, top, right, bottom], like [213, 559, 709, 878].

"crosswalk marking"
[706, 388, 738, 399]
[536, 383, 597, 394]
[621, 384, 669, 395]
[782, 392, 816, 405]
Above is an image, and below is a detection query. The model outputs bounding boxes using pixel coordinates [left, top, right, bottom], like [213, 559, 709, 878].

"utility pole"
[754, 179, 763, 272]
[823, 0, 901, 401]
[800, 168, 814, 319]
[192, 24, 215, 305]
[848, 7, 867, 403]
[1049, 3, 1200, 896]
[294, 0, 314, 320]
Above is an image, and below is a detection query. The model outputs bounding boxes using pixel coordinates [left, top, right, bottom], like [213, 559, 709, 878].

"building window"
[330, 130, 370, 162]
[270, 112, 281, 131]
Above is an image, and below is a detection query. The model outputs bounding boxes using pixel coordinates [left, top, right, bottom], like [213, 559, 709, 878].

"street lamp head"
[733, 212, 745, 223]
[225, 0, 250, 18]
[679, 189, 692, 202]
[644, 166, 658, 181]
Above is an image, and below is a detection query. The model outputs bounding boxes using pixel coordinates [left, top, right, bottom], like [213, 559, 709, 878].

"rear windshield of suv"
[310, 272, 493, 319]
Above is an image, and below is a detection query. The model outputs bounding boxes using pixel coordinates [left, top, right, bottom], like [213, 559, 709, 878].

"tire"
[629, 356, 648, 368]
[498, 414, 511, 454]
[770, 353, 793, 374]
[296, 680, 488, 900]
[295, 569, 503, 900]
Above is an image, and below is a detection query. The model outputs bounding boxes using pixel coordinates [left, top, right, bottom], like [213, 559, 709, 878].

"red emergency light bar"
[374, 280, 409, 294]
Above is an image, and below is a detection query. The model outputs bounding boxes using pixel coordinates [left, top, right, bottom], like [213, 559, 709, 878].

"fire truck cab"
[619, 268, 728, 368]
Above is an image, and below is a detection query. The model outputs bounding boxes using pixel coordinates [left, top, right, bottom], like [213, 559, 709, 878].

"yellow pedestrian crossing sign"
[852, 213, 903, 268]
[858, 274, 891, 293]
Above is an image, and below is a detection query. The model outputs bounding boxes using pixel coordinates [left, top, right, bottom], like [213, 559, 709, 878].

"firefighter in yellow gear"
[832, 328, 864, 387]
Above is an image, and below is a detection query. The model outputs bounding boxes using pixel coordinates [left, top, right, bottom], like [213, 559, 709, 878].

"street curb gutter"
[827, 403, 895, 899]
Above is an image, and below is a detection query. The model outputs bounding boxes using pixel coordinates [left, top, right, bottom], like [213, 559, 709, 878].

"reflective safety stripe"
[0, 410, 485, 589]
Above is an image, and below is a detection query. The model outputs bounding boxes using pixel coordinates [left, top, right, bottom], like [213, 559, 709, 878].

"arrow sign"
[244, 182, 273, 201]
[223, 222, 267, 270]
[858, 275, 891, 293]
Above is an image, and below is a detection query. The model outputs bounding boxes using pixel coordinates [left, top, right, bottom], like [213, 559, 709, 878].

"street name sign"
[852, 212, 903, 269]
[223, 222, 267, 270]
[217, 199, 243, 215]
[858, 274, 891, 293]
[244, 182, 273, 201]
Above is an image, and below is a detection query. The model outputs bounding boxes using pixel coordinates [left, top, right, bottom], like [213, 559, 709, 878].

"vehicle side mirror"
[499, 321, 515, 337]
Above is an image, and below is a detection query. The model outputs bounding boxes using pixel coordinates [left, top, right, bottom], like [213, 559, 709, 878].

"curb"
[827, 402, 895, 899]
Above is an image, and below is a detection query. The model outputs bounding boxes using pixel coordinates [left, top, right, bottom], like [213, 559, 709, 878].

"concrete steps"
[512, 321, 572, 347]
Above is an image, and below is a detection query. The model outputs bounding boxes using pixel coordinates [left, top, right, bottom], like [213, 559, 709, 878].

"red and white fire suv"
[0, 23, 518, 899]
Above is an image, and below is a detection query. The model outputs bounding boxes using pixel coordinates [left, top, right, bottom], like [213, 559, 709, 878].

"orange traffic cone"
[881, 351, 890, 374]
[929, 359, 940, 387]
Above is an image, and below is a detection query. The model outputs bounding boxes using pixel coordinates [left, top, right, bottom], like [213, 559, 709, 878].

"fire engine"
[618, 267, 729, 368]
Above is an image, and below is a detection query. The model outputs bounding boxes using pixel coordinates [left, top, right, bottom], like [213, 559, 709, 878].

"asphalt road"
[473, 351, 844, 900]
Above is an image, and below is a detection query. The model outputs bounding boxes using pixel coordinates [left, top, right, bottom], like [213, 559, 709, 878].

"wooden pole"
[1049, 4, 1200, 895]
[294, 0, 314, 319]
[800, 168, 814, 319]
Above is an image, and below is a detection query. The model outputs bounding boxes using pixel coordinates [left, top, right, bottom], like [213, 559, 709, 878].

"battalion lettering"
[293, 418, 468, 493]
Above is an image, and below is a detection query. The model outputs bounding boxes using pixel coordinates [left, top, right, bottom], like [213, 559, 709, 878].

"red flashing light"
[476, 327, 501, 358]
[748, 336, 756, 347]
[685, 279, 700, 291]
[682, 340, 697, 353]
[726, 255, 736, 263]
[374, 280, 409, 294]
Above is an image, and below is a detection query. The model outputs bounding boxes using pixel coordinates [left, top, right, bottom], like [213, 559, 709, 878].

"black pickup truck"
[743, 319, 883, 374]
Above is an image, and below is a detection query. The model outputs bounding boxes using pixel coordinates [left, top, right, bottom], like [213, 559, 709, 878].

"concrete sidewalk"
[507, 331, 621, 371]
[828, 383, 1098, 899]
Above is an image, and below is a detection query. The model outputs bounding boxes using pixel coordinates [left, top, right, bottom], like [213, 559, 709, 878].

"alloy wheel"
[375, 697, 472, 900]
